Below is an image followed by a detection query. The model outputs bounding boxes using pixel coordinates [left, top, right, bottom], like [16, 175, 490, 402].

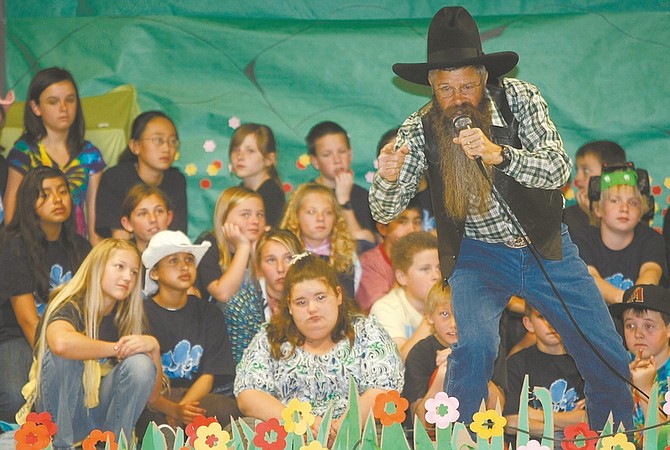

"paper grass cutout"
[20, 376, 670, 450]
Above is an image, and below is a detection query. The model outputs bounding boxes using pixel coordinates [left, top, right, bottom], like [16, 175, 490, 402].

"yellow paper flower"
[281, 399, 315, 435]
[184, 163, 198, 176]
[300, 441, 328, 450]
[207, 163, 220, 176]
[663, 177, 670, 190]
[600, 433, 634, 450]
[194, 422, 230, 449]
[469, 409, 507, 439]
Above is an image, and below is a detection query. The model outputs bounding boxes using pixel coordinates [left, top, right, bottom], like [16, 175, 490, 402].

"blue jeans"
[37, 351, 156, 449]
[0, 337, 32, 423]
[446, 226, 633, 431]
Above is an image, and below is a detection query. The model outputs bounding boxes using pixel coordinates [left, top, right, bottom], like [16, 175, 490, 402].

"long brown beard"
[425, 98, 494, 221]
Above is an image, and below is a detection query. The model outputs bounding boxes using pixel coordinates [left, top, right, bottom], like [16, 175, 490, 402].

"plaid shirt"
[369, 77, 572, 243]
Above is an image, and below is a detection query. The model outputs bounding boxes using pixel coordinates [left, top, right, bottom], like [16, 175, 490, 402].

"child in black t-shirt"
[503, 304, 585, 442]
[139, 230, 239, 431]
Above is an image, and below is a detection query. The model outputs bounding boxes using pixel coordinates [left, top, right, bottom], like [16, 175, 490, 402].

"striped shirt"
[369, 77, 572, 243]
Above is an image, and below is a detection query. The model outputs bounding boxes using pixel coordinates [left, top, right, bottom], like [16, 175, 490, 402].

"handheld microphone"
[453, 114, 472, 132]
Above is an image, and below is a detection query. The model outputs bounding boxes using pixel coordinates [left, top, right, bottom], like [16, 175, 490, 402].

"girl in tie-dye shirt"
[3, 67, 105, 242]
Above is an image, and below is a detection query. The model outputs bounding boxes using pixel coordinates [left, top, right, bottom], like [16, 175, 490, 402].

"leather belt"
[504, 236, 530, 249]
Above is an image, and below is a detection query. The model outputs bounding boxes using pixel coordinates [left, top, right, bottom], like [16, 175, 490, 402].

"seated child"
[503, 304, 586, 442]
[139, 230, 239, 431]
[229, 123, 285, 228]
[281, 182, 361, 299]
[609, 284, 670, 447]
[573, 163, 667, 305]
[306, 121, 376, 247]
[403, 281, 504, 428]
[120, 184, 173, 252]
[370, 231, 440, 361]
[356, 197, 422, 312]
[402, 281, 456, 427]
[563, 140, 626, 235]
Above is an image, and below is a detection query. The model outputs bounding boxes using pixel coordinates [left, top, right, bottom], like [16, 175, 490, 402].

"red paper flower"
[561, 422, 598, 450]
[372, 390, 409, 426]
[186, 415, 219, 446]
[253, 417, 288, 450]
[15, 422, 51, 450]
[200, 178, 212, 190]
[25, 411, 58, 437]
[82, 430, 117, 450]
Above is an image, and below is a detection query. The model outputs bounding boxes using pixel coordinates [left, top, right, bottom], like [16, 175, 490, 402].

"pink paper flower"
[518, 440, 550, 450]
[663, 391, 670, 415]
[228, 117, 241, 129]
[203, 140, 217, 153]
[424, 392, 459, 428]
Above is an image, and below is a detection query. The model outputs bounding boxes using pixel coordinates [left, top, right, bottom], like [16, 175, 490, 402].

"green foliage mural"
[4, 1, 670, 237]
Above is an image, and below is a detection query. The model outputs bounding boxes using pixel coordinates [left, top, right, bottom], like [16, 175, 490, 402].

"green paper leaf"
[316, 405, 334, 446]
[436, 422, 453, 450]
[142, 421, 167, 450]
[533, 386, 554, 447]
[380, 422, 410, 450]
[362, 411, 379, 449]
[173, 427, 185, 450]
[413, 418, 435, 450]
[515, 375, 530, 449]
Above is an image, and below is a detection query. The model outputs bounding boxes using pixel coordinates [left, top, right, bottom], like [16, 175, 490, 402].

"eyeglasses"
[434, 82, 482, 99]
[142, 137, 180, 149]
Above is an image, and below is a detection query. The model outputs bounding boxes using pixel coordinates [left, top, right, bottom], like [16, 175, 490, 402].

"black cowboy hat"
[393, 6, 519, 86]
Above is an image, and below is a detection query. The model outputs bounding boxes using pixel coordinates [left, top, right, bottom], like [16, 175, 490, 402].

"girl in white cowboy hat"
[138, 230, 239, 433]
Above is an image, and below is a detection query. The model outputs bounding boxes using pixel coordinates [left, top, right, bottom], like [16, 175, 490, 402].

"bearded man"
[370, 6, 633, 434]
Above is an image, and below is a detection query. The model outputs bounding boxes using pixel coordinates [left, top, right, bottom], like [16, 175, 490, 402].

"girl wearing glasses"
[3, 67, 106, 243]
[235, 253, 403, 440]
[95, 111, 187, 240]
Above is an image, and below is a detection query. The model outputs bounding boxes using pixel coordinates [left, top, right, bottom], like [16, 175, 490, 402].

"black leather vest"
[421, 83, 564, 282]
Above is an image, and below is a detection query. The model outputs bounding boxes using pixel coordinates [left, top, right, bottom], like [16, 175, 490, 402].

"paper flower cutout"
[281, 398, 315, 435]
[212, 160, 223, 169]
[300, 441, 328, 450]
[25, 411, 57, 437]
[82, 430, 117, 450]
[186, 415, 218, 446]
[203, 139, 217, 153]
[519, 440, 550, 450]
[200, 179, 212, 190]
[15, 422, 51, 450]
[174, 151, 180, 161]
[296, 154, 311, 170]
[207, 163, 220, 176]
[365, 171, 375, 184]
[194, 422, 230, 450]
[373, 390, 409, 426]
[469, 409, 506, 439]
[228, 117, 241, 129]
[424, 392, 459, 428]
[664, 177, 670, 190]
[600, 433, 634, 450]
[561, 422, 598, 450]
[185, 163, 198, 176]
[282, 182, 292, 193]
[652, 185, 662, 196]
[563, 187, 575, 201]
[664, 392, 670, 415]
[254, 418, 288, 450]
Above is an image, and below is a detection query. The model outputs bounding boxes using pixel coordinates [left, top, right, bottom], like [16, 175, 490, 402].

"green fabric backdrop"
[4, 3, 670, 237]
